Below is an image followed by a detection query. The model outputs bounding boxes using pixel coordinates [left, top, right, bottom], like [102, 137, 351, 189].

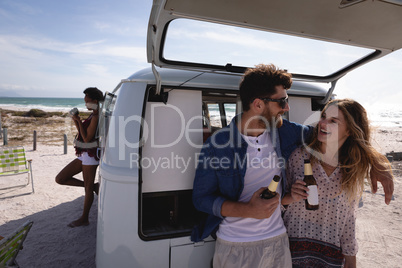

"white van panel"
[288, 96, 320, 125]
[102, 82, 146, 170]
[96, 178, 171, 268]
[141, 90, 203, 192]
[170, 240, 215, 268]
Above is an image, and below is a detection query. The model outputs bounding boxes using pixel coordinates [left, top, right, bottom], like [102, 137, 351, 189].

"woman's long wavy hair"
[307, 99, 392, 202]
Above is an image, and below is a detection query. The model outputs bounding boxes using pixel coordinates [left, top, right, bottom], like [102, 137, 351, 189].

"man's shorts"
[213, 232, 292, 268]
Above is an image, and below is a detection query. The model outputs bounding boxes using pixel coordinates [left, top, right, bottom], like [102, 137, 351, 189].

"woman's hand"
[343, 255, 356, 268]
[290, 179, 309, 203]
[72, 114, 81, 121]
[282, 180, 309, 206]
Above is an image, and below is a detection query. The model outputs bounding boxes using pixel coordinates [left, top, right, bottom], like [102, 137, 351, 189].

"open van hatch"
[147, 0, 402, 86]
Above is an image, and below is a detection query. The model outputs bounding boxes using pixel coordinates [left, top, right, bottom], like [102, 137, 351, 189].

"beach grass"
[1, 108, 91, 146]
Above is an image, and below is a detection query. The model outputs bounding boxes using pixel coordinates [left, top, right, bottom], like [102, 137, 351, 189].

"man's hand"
[370, 166, 394, 205]
[221, 187, 279, 219]
[246, 187, 280, 219]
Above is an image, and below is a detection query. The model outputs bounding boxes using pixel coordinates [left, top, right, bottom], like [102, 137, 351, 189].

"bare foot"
[67, 219, 89, 228]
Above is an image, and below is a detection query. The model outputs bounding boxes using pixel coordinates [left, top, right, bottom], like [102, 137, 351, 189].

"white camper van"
[96, 0, 402, 267]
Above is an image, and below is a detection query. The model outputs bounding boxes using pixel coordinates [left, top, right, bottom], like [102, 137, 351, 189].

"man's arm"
[278, 120, 314, 161]
[221, 187, 279, 219]
[370, 161, 394, 205]
[193, 145, 280, 219]
[283, 119, 394, 204]
[192, 143, 226, 217]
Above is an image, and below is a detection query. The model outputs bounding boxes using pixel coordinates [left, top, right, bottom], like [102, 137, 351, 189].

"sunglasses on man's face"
[259, 97, 289, 109]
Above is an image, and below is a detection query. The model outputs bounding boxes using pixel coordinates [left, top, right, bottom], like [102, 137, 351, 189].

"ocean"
[0, 97, 85, 112]
[0, 97, 401, 128]
[369, 109, 402, 128]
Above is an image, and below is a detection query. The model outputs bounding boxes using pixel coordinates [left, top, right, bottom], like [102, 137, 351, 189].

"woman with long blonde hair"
[282, 99, 392, 268]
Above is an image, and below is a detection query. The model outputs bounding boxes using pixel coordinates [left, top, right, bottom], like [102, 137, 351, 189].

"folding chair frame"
[0, 147, 34, 195]
[0, 220, 34, 268]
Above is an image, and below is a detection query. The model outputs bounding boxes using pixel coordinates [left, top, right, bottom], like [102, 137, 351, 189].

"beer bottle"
[261, 175, 281, 199]
[304, 159, 319, 210]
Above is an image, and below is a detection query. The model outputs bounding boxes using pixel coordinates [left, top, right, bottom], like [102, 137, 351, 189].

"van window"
[98, 92, 117, 152]
[204, 102, 236, 128]
[224, 103, 236, 123]
[163, 18, 374, 77]
[202, 100, 237, 143]
[206, 103, 222, 128]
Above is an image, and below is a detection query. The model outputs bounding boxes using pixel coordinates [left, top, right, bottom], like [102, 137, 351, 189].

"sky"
[0, 0, 152, 98]
[0, 0, 402, 117]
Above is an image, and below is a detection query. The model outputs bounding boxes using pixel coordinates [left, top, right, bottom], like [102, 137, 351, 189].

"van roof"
[128, 67, 327, 97]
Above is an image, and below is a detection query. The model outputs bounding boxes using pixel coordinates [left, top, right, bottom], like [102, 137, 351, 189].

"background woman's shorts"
[77, 152, 99, 165]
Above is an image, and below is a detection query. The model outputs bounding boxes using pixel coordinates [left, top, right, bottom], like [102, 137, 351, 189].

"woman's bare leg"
[55, 158, 84, 187]
[68, 164, 98, 227]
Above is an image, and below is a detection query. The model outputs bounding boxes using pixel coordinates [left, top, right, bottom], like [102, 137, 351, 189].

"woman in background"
[282, 99, 393, 267]
[56, 87, 103, 228]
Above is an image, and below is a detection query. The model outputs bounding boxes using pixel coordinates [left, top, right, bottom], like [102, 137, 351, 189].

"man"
[191, 64, 393, 267]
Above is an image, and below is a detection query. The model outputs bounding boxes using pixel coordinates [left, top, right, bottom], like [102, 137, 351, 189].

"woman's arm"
[281, 193, 294, 206]
[283, 148, 308, 206]
[73, 114, 99, 142]
[281, 180, 308, 206]
[343, 255, 356, 268]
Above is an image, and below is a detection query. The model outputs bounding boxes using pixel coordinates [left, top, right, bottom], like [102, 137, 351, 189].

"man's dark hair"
[83, 87, 104, 102]
[239, 64, 292, 111]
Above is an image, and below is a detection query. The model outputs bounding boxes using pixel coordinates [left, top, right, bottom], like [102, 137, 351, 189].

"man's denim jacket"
[191, 115, 312, 242]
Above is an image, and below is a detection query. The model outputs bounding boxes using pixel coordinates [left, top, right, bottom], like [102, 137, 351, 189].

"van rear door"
[147, 0, 402, 87]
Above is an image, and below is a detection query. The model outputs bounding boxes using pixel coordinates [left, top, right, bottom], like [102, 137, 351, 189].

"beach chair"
[0, 220, 33, 268]
[0, 146, 34, 194]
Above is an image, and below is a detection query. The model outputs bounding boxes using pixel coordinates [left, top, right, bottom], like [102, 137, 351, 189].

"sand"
[0, 145, 97, 267]
[0, 109, 402, 267]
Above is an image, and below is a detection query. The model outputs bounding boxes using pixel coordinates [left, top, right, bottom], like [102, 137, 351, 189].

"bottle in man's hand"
[261, 175, 281, 199]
